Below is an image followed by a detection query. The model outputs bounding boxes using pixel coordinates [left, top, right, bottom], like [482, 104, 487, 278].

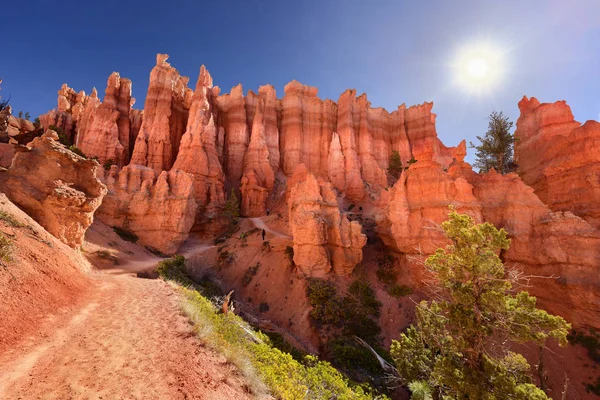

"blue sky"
[3, 0, 600, 161]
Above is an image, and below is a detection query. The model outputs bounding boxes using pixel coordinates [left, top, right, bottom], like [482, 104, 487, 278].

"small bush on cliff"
[68, 145, 87, 158]
[390, 210, 570, 399]
[242, 263, 260, 286]
[306, 278, 344, 325]
[103, 158, 115, 170]
[223, 189, 240, 222]
[0, 232, 13, 264]
[387, 284, 412, 298]
[388, 150, 403, 179]
[470, 110, 517, 174]
[49, 125, 71, 147]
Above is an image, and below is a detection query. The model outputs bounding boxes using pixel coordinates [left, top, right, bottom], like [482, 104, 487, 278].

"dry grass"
[0, 210, 25, 228]
[0, 232, 13, 264]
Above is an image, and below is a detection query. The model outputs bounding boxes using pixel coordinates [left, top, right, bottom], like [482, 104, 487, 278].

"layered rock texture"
[287, 165, 367, 277]
[96, 165, 197, 255]
[0, 130, 106, 247]
[515, 96, 600, 228]
[0, 105, 42, 145]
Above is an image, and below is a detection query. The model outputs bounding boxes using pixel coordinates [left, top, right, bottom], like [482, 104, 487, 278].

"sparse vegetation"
[50, 125, 71, 147]
[470, 110, 517, 174]
[375, 267, 397, 285]
[388, 150, 403, 179]
[217, 250, 234, 268]
[103, 158, 116, 170]
[262, 240, 271, 253]
[242, 263, 260, 286]
[112, 226, 139, 243]
[0, 232, 13, 264]
[390, 211, 570, 399]
[94, 250, 120, 265]
[386, 284, 413, 298]
[68, 145, 87, 158]
[259, 302, 270, 313]
[306, 278, 344, 325]
[223, 189, 240, 222]
[158, 256, 383, 399]
[406, 157, 417, 166]
[0, 210, 25, 227]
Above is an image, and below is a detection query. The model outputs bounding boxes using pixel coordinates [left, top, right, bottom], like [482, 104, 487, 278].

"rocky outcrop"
[217, 84, 249, 184]
[0, 130, 106, 247]
[241, 100, 275, 217]
[288, 165, 366, 276]
[515, 97, 600, 228]
[171, 66, 226, 225]
[75, 72, 132, 166]
[130, 54, 192, 171]
[96, 164, 197, 255]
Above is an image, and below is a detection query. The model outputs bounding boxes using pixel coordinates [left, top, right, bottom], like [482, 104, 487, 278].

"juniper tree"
[390, 211, 570, 400]
[470, 111, 516, 174]
[223, 189, 240, 222]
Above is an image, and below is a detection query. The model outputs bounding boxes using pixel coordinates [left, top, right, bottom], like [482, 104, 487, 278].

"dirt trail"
[249, 217, 291, 240]
[0, 252, 252, 399]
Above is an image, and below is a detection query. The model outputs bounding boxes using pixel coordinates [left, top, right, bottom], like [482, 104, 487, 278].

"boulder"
[0, 130, 106, 247]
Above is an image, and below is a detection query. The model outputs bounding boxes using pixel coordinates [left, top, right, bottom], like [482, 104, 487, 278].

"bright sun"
[453, 42, 505, 94]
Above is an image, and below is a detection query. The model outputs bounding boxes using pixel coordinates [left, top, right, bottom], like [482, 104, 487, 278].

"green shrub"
[328, 337, 383, 375]
[568, 328, 600, 363]
[103, 158, 115, 170]
[259, 302, 270, 313]
[376, 253, 396, 269]
[113, 226, 138, 243]
[68, 145, 87, 158]
[50, 125, 71, 147]
[242, 263, 260, 286]
[0, 210, 24, 227]
[223, 189, 240, 221]
[0, 232, 13, 263]
[306, 279, 344, 325]
[586, 377, 600, 396]
[263, 331, 308, 362]
[156, 255, 187, 281]
[375, 268, 397, 285]
[217, 250, 234, 268]
[387, 284, 413, 298]
[388, 150, 403, 178]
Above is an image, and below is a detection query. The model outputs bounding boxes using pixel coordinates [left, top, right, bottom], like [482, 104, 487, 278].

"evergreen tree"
[18, 111, 23, 119]
[388, 150, 403, 179]
[390, 211, 570, 400]
[470, 111, 516, 174]
[223, 189, 240, 222]
[24, 111, 30, 121]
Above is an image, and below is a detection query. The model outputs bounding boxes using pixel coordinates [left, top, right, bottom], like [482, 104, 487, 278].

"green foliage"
[328, 337, 383, 375]
[161, 258, 384, 399]
[24, 111, 30, 121]
[112, 226, 139, 243]
[306, 278, 344, 325]
[103, 158, 115, 170]
[408, 381, 433, 400]
[568, 328, 600, 363]
[387, 284, 413, 298]
[242, 263, 260, 286]
[156, 255, 187, 281]
[586, 377, 600, 396]
[223, 189, 240, 221]
[0, 210, 25, 227]
[469, 110, 517, 174]
[68, 145, 87, 158]
[33, 117, 40, 126]
[390, 211, 571, 399]
[0, 232, 13, 263]
[263, 331, 307, 362]
[217, 250, 234, 268]
[407, 157, 417, 166]
[18, 111, 23, 119]
[388, 150, 403, 178]
[50, 125, 71, 147]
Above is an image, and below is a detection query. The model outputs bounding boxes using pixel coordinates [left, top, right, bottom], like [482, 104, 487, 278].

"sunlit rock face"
[96, 165, 197, 255]
[515, 96, 600, 228]
[0, 130, 106, 248]
[131, 54, 192, 172]
[287, 165, 367, 277]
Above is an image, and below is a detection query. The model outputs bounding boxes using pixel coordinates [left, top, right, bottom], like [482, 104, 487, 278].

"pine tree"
[25, 111, 30, 121]
[390, 211, 570, 400]
[223, 189, 240, 222]
[388, 150, 403, 179]
[470, 111, 516, 174]
[18, 111, 23, 119]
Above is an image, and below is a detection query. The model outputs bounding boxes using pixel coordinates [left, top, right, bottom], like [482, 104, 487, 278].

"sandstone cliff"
[0, 130, 106, 247]
[287, 165, 366, 276]
[96, 165, 197, 255]
[515, 96, 600, 228]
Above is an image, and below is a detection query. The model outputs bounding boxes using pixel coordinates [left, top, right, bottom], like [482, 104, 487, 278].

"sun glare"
[453, 42, 505, 94]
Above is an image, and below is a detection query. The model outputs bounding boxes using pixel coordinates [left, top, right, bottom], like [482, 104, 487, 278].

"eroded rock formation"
[287, 165, 366, 276]
[96, 165, 197, 255]
[130, 54, 192, 171]
[0, 130, 106, 247]
[515, 96, 600, 228]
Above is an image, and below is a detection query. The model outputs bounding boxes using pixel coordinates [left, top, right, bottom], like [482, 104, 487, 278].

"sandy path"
[249, 217, 291, 239]
[0, 260, 252, 399]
